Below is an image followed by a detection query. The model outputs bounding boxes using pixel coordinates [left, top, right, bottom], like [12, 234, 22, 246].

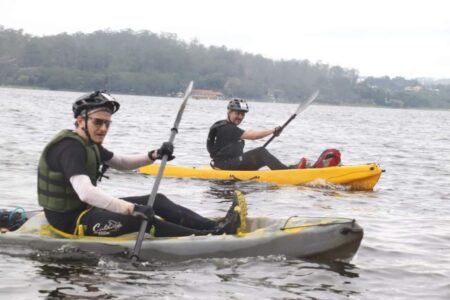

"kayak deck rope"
[280, 216, 355, 230]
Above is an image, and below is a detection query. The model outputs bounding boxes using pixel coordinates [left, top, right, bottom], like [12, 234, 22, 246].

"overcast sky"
[1, 0, 449, 79]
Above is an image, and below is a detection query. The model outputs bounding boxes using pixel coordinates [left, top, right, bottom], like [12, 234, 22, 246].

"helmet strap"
[227, 110, 232, 122]
[82, 110, 95, 145]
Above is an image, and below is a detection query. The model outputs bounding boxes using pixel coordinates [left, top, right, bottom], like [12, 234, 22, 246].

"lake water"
[0, 87, 449, 299]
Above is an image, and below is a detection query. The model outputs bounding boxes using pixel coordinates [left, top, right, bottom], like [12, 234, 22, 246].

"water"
[0, 87, 449, 299]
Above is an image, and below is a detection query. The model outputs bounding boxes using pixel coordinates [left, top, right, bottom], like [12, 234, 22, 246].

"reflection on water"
[204, 181, 238, 200]
[37, 263, 109, 298]
[29, 254, 362, 299]
[204, 180, 279, 201]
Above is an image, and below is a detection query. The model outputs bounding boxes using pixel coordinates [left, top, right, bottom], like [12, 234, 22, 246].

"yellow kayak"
[139, 163, 382, 191]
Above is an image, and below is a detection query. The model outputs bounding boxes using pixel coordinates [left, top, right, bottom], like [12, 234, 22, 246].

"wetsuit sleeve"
[70, 174, 135, 215]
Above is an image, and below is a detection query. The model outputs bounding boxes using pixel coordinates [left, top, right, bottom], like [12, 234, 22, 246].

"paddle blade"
[172, 81, 194, 131]
[295, 89, 320, 115]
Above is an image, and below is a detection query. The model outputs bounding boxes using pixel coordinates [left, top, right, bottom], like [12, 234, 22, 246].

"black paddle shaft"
[263, 114, 296, 148]
[263, 90, 320, 148]
[131, 81, 194, 262]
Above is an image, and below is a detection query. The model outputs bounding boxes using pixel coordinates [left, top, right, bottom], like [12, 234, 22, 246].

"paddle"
[263, 89, 320, 148]
[130, 81, 194, 262]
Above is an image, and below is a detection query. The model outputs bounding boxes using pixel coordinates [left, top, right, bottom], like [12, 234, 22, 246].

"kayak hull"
[139, 163, 382, 191]
[0, 213, 363, 261]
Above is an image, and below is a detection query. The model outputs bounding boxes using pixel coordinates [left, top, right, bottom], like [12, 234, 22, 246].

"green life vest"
[37, 130, 101, 212]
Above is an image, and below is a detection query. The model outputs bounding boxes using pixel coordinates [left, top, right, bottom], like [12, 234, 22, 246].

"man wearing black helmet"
[207, 98, 289, 170]
[38, 90, 240, 237]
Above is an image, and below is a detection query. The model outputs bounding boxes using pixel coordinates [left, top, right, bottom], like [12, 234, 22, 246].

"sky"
[1, 0, 449, 79]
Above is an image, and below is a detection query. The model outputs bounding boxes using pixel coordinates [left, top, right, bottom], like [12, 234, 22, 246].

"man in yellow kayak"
[37, 90, 240, 237]
[207, 98, 294, 170]
[207, 98, 342, 171]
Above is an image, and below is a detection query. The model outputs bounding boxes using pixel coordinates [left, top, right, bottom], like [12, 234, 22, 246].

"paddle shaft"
[263, 90, 319, 148]
[131, 81, 193, 262]
[263, 114, 297, 148]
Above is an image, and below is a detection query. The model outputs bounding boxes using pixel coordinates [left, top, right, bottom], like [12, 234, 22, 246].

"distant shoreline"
[2, 85, 448, 112]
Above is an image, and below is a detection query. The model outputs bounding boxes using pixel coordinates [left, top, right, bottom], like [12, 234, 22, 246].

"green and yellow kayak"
[139, 163, 382, 191]
[0, 192, 363, 261]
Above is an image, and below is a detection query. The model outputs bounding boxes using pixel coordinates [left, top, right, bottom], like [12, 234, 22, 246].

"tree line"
[1, 26, 449, 109]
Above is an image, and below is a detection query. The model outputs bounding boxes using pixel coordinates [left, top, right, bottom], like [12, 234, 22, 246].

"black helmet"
[227, 98, 249, 112]
[72, 90, 120, 118]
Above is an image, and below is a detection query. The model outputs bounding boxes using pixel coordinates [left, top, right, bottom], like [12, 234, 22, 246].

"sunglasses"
[233, 111, 246, 116]
[88, 117, 112, 128]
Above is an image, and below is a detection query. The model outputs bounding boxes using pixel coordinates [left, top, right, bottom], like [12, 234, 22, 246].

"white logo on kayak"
[92, 220, 123, 235]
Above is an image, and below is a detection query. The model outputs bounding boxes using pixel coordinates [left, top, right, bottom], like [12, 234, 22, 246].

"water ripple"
[1, 87, 449, 299]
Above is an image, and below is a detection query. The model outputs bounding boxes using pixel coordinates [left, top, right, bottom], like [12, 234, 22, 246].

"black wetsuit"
[208, 121, 288, 170]
[44, 139, 217, 237]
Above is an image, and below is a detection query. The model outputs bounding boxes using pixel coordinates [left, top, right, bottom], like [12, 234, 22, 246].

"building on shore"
[191, 89, 225, 100]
